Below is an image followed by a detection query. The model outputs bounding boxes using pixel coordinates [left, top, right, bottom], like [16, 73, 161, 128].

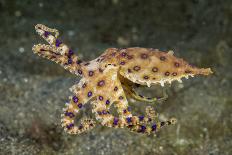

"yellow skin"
[32, 24, 213, 135]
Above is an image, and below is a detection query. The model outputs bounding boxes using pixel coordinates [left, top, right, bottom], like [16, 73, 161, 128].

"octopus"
[32, 24, 213, 135]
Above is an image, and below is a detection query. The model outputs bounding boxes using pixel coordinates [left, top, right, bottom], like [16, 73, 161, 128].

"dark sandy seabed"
[0, 0, 231, 155]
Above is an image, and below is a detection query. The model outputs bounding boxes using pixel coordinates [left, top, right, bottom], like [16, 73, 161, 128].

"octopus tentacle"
[61, 84, 96, 134]
[35, 24, 59, 45]
[92, 100, 123, 128]
[33, 24, 83, 75]
[32, 44, 82, 75]
[92, 99, 158, 129]
[123, 83, 168, 103]
[120, 74, 168, 103]
[127, 106, 176, 134]
[92, 95, 176, 135]
[145, 106, 158, 122]
[113, 87, 176, 134]
[128, 118, 177, 135]
[91, 93, 156, 128]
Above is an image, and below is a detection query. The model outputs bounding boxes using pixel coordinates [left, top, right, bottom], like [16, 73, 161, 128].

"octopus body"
[32, 24, 213, 135]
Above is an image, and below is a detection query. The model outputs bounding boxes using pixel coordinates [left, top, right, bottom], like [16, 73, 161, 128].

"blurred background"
[0, 0, 231, 154]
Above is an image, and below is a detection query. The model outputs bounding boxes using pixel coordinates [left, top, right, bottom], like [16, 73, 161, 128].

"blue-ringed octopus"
[32, 24, 213, 135]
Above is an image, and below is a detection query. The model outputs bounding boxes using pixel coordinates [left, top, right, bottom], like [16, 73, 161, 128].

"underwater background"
[0, 0, 231, 154]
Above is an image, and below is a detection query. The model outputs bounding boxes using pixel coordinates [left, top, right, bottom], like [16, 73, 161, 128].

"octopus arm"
[90, 77, 175, 134]
[120, 75, 167, 103]
[61, 83, 96, 134]
[32, 24, 83, 76]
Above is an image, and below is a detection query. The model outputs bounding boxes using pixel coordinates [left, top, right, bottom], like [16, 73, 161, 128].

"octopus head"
[118, 48, 213, 87]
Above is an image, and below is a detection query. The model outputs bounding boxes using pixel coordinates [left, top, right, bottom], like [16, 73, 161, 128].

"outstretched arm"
[32, 24, 83, 76]
[61, 80, 96, 134]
